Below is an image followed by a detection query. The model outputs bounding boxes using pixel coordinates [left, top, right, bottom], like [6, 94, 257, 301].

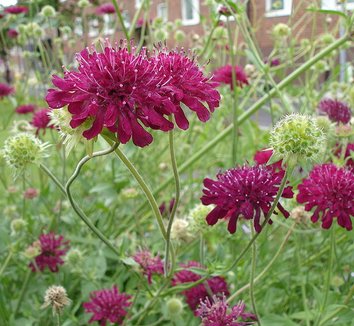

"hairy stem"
[250, 227, 261, 325]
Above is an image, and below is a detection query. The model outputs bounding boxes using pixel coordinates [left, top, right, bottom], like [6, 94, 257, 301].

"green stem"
[165, 121, 179, 276]
[199, 16, 220, 59]
[136, 34, 349, 214]
[227, 222, 296, 302]
[200, 234, 205, 266]
[315, 229, 335, 326]
[65, 143, 120, 256]
[57, 313, 61, 326]
[250, 227, 261, 326]
[111, 0, 130, 45]
[14, 269, 31, 316]
[0, 250, 13, 278]
[226, 16, 239, 165]
[103, 136, 167, 240]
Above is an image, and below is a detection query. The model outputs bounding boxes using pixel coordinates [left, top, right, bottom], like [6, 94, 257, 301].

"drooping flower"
[297, 163, 354, 231]
[196, 294, 257, 326]
[318, 99, 352, 124]
[83, 285, 132, 326]
[96, 3, 116, 15]
[0, 82, 14, 98]
[31, 108, 52, 135]
[29, 233, 70, 272]
[15, 104, 36, 114]
[4, 5, 28, 14]
[42, 285, 71, 315]
[133, 250, 164, 284]
[7, 28, 18, 39]
[212, 65, 249, 89]
[254, 148, 282, 170]
[201, 165, 293, 234]
[172, 261, 229, 313]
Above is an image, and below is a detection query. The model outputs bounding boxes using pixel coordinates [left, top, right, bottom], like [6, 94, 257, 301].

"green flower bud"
[319, 33, 335, 46]
[188, 204, 212, 233]
[78, 0, 90, 8]
[174, 19, 182, 28]
[154, 29, 168, 41]
[312, 60, 328, 73]
[174, 30, 186, 43]
[11, 218, 27, 235]
[66, 248, 83, 266]
[2, 133, 48, 175]
[121, 187, 139, 199]
[152, 17, 164, 29]
[213, 26, 227, 40]
[166, 298, 183, 317]
[24, 241, 41, 259]
[60, 26, 72, 35]
[166, 22, 174, 32]
[273, 23, 291, 38]
[270, 114, 326, 168]
[40, 5, 56, 18]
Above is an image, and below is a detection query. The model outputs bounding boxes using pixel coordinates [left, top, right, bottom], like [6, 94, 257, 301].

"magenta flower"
[159, 198, 175, 217]
[0, 82, 14, 98]
[254, 148, 282, 170]
[201, 165, 293, 234]
[133, 250, 164, 284]
[24, 188, 39, 199]
[4, 6, 28, 14]
[172, 261, 229, 313]
[7, 28, 18, 39]
[335, 143, 354, 167]
[297, 164, 354, 231]
[83, 285, 132, 326]
[46, 40, 220, 147]
[29, 233, 69, 272]
[196, 294, 257, 326]
[15, 104, 36, 114]
[318, 99, 352, 124]
[152, 49, 220, 130]
[31, 108, 52, 135]
[96, 3, 116, 15]
[212, 65, 249, 89]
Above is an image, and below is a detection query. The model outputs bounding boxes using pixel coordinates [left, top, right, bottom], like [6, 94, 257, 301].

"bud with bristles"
[42, 285, 70, 315]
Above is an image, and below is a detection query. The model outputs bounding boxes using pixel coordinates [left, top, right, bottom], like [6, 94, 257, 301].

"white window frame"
[265, 0, 293, 17]
[157, 3, 168, 22]
[321, 0, 354, 10]
[182, 0, 200, 26]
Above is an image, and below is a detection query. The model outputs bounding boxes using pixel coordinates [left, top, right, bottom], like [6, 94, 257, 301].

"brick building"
[61, 0, 351, 55]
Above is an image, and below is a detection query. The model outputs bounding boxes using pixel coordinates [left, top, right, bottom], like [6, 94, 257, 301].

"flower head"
[133, 250, 164, 284]
[4, 5, 28, 15]
[270, 114, 325, 168]
[15, 104, 36, 114]
[212, 65, 249, 89]
[7, 28, 18, 38]
[42, 285, 70, 315]
[31, 108, 52, 135]
[297, 164, 354, 230]
[196, 294, 257, 326]
[0, 82, 14, 98]
[201, 165, 293, 233]
[24, 187, 39, 199]
[2, 133, 48, 174]
[83, 285, 132, 326]
[29, 233, 70, 272]
[172, 261, 229, 313]
[318, 99, 352, 124]
[96, 3, 116, 15]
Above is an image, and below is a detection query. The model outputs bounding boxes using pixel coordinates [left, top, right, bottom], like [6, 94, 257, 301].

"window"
[157, 3, 168, 22]
[103, 15, 115, 35]
[265, 0, 292, 17]
[182, 0, 200, 25]
[74, 17, 83, 36]
[122, 10, 131, 29]
[321, 0, 354, 10]
[88, 18, 99, 37]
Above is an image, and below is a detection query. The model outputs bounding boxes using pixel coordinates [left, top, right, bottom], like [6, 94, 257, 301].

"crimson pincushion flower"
[16, 104, 36, 114]
[172, 261, 229, 313]
[96, 3, 116, 15]
[83, 285, 132, 326]
[133, 250, 164, 284]
[0, 82, 14, 98]
[31, 108, 52, 135]
[7, 29, 18, 39]
[46, 41, 220, 147]
[318, 98, 352, 124]
[29, 232, 70, 272]
[4, 5, 28, 14]
[201, 165, 293, 234]
[297, 163, 354, 231]
[151, 48, 220, 130]
[212, 65, 249, 89]
[196, 294, 257, 326]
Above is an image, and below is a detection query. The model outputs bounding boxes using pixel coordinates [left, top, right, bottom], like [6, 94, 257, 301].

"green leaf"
[306, 8, 347, 19]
